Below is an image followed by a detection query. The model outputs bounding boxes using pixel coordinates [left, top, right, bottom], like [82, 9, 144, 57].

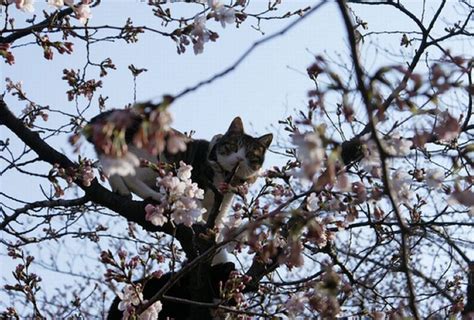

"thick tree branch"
[0, 7, 74, 45]
[0, 97, 202, 259]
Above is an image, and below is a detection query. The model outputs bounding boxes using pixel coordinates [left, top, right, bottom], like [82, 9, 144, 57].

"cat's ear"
[258, 133, 273, 149]
[227, 117, 244, 134]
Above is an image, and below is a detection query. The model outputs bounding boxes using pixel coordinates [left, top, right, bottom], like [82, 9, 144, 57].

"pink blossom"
[177, 161, 192, 180]
[306, 192, 319, 212]
[172, 207, 205, 227]
[117, 284, 143, 312]
[145, 204, 168, 227]
[209, 0, 236, 28]
[435, 111, 460, 141]
[139, 301, 162, 320]
[75, 4, 91, 24]
[292, 131, 325, 180]
[285, 293, 308, 317]
[47, 0, 72, 7]
[48, 0, 64, 7]
[150, 109, 172, 131]
[450, 189, 474, 216]
[391, 169, 413, 203]
[360, 139, 382, 177]
[425, 168, 444, 189]
[191, 16, 211, 55]
[149, 162, 206, 227]
[384, 133, 413, 156]
[81, 163, 94, 187]
[13, 0, 35, 13]
[167, 134, 187, 154]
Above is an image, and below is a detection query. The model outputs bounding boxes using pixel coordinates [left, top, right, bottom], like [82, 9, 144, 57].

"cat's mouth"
[230, 161, 260, 181]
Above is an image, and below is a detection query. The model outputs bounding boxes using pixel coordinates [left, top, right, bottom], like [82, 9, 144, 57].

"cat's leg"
[108, 174, 132, 198]
[214, 193, 234, 228]
[122, 175, 162, 201]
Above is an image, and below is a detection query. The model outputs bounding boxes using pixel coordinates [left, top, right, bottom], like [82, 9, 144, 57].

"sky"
[1, 0, 471, 315]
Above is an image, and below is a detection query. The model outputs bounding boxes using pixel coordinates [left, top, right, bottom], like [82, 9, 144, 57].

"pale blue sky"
[1, 0, 471, 315]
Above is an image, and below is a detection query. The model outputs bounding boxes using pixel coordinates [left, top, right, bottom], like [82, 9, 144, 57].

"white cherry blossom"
[383, 133, 413, 156]
[391, 169, 413, 203]
[191, 16, 211, 55]
[139, 301, 162, 320]
[117, 284, 143, 312]
[13, 0, 35, 13]
[75, 4, 91, 24]
[306, 192, 319, 212]
[145, 204, 168, 227]
[292, 131, 325, 180]
[145, 162, 206, 227]
[425, 168, 444, 189]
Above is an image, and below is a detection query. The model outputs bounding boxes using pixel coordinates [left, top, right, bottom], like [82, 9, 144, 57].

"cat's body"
[88, 112, 272, 229]
[88, 111, 272, 319]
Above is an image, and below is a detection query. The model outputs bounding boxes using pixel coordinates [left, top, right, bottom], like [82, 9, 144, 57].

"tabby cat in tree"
[87, 111, 273, 229]
[88, 111, 272, 319]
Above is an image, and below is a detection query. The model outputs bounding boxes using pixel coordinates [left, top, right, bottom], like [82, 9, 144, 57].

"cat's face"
[210, 117, 273, 180]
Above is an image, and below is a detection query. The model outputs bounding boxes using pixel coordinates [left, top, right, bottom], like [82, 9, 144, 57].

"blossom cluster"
[291, 130, 325, 181]
[191, 0, 236, 54]
[85, 106, 185, 164]
[145, 161, 206, 227]
[118, 284, 163, 320]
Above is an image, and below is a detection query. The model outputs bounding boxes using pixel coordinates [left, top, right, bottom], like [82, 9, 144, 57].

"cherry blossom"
[391, 169, 413, 203]
[449, 189, 474, 216]
[75, 4, 92, 24]
[435, 111, 460, 141]
[80, 161, 95, 187]
[208, 0, 236, 28]
[191, 16, 211, 55]
[139, 301, 162, 320]
[150, 108, 172, 132]
[384, 133, 413, 156]
[285, 293, 308, 317]
[292, 130, 325, 180]
[425, 168, 444, 189]
[306, 192, 319, 212]
[12, 0, 35, 13]
[145, 204, 168, 227]
[166, 133, 187, 154]
[360, 138, 382, 177]
[47, 0, 73, 7]
[145, 162, 206, 227]
[117, 284, 143, 313]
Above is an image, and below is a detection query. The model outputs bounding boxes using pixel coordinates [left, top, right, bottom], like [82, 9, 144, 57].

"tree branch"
[0, 97, 201, 259]
[0, 7, 74, 45]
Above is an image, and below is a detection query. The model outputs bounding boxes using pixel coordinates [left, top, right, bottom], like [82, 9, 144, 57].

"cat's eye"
[248, 156, 262, 164]
[221, 143, 237, 153]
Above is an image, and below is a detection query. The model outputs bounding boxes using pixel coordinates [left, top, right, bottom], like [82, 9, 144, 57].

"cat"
[106, 262, 236, 320]
[87, 111, 272, 319]
[87, 110, 273, 229]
